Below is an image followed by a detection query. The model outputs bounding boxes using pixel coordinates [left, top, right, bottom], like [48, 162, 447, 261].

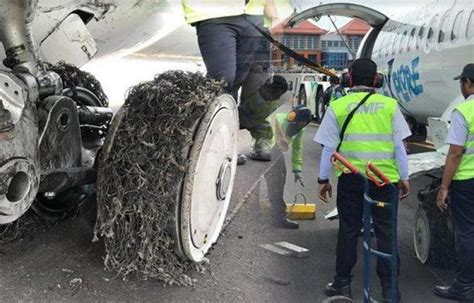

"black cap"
[265, 75, 288, 92]
[350, 58, 377, 78]
[454, 63, 474, 80]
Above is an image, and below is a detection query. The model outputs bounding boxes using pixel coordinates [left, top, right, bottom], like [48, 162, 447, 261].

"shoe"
[237, 153, 247, 165]
[434, 284, 474, 302]
[324, 280, 352, 299]
[275, 219, 299, 229]
[381, 287, 402, 302]
[249, 150, 272, 161]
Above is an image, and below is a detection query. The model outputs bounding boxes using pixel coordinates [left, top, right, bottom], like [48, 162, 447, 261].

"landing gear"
[414, 175, 456, 268]
[31, 63, 109, 219]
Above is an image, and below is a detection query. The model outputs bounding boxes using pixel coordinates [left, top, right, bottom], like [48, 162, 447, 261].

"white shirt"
[446, 94, 474, 146]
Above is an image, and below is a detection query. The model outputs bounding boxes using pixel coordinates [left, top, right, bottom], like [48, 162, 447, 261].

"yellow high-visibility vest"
[330, 92, 400, 182]
[181, 0, 265, 24]
[453, 99, 474, 180]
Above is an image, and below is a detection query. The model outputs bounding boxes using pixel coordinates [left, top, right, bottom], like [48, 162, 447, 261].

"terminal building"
[269, 18, 370, 71]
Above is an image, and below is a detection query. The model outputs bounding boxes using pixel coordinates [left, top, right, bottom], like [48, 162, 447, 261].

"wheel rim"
[0, 159, 38, 224]
[178, 94, 238, 262]
[414, 207, 431, 264]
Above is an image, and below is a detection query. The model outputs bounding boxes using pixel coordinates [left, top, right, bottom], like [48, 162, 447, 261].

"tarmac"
[0, 116, 459, 302]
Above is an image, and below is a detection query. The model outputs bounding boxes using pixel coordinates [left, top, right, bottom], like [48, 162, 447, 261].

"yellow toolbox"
[286, 193, 316, 220]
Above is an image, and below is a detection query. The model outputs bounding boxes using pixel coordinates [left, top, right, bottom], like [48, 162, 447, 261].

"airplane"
[286, 0, 473, 267]
[289, 0, 473, 134]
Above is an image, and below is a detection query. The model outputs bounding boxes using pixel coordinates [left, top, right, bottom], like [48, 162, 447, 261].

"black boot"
[249, 150, 272, 161]
[434, 282, 474, 302]
[324, 280, 352, 298]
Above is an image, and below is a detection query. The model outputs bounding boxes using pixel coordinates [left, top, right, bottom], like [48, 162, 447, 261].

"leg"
[434, 179, 474, 300]
[196, 18, 238, 98]
[248, 121, 273, 161]
[451, 179, 474, 288]
[334, 174, 365, 283]
[234, 15, 264, 98]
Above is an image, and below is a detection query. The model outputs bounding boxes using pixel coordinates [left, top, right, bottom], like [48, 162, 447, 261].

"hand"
[294, 171, 304, 187]
[398, 180, 410, 200]
[436, 187, 449, 212]
[318, 183, 332, 203]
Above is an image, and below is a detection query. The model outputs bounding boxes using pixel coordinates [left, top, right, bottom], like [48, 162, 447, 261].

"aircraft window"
[438, 12, 450, 43]
[451, 11, 464, 40]
[425, 14, 439, 50]
[416, 25, 425, 49]
[467, 10, 474, 39]
[407, 27, 416, 51]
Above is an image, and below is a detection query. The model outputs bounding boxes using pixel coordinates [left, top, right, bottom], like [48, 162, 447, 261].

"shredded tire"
[94, 71, 225, 286]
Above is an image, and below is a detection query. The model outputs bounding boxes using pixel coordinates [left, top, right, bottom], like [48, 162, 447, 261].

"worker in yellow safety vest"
[314, 58, 411, 302]
[181, 0, 293, 164]
[434, 63, 474, 302]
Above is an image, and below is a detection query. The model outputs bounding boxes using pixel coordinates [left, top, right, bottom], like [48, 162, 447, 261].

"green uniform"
[330, 92, 400, 183]
[453, 99, 474, 180]
[239, 90, 280, 151]
[274, 113, 304, 172]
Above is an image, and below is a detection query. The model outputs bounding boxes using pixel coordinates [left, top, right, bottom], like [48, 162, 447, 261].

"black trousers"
[450, 178, 474, 286]
[335, 174, 399, 287]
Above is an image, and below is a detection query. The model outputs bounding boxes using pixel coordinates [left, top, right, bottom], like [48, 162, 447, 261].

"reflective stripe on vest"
[454, 99, 474, 180]
[330, 92, 400, 182]
[181, 0, 265, 24]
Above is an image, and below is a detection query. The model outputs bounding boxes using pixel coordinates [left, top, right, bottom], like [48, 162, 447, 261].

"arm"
[392, 106, 412, 199]
[394, 142, 409, 181]
[436, 110, 468, 211]
[437, 144, 465, 211]
[318, 145, 335, 203]
[441, 145, 465, 188]
[319, 145, 335, 180]
[291, 130, 303, 172]
[314, 108, 340, 203]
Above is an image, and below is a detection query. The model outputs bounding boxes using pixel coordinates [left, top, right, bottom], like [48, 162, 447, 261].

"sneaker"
[324, 281, 352, 299]
[249, 150, 271, 161]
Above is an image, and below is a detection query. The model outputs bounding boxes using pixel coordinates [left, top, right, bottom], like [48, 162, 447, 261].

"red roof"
[272, 19, 327, 35]
[338, 19, 371, 35]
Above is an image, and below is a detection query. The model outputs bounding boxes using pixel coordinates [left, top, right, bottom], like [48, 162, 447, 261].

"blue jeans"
[195, 14, 272, 142]
[195, 14, 265, 100]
